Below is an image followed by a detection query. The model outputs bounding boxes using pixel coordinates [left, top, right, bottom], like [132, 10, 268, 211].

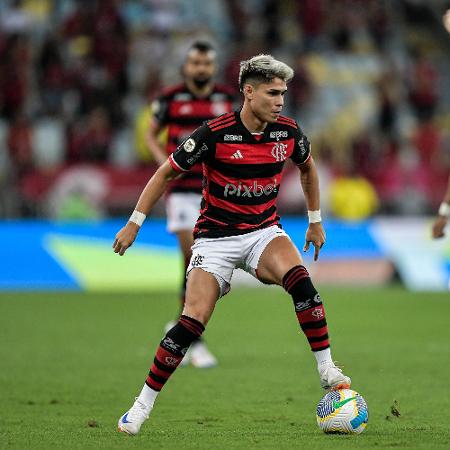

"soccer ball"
[316, 389, 368, 434]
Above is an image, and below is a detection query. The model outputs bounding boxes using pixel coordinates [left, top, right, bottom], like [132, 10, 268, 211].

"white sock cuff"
[314, 348, 332, 366]
[138, 384, 159, 409]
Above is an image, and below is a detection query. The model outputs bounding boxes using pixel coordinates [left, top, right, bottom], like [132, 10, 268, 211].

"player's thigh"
[187, 235, 238, 297]
[183, 268, 220, 325]
[257, 236, 303, 286]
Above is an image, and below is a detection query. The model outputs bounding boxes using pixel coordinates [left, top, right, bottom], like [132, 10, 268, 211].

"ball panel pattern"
[316, 389, 368, 434]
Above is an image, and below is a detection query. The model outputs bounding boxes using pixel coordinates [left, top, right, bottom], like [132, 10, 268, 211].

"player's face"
[183, 50, 216, 87]
[248, 78, 287, 123]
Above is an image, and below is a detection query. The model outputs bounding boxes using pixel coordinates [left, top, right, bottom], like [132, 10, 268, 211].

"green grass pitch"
[1, 285, 449, 449]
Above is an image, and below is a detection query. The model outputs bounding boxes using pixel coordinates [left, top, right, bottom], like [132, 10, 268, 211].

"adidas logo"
[231, 150, 243, 159]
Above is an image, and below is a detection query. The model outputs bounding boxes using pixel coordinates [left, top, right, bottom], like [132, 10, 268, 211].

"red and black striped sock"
[282, 265, 330, 352]
[146, 315, 205, 391]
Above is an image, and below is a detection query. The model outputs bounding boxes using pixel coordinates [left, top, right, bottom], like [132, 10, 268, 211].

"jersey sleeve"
[169, 124, 213, 172]
[290, 124, 311, 166]
[151, 96, 169, 125]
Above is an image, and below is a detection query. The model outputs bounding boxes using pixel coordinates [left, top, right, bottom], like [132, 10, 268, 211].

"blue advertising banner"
[0, 218, 448, 291]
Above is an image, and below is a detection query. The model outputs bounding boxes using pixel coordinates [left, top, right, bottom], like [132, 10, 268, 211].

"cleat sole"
[118, 425, 133, 435]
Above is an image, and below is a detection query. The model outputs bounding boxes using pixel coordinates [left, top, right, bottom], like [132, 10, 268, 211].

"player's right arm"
[432, 174, 450, 239]
[113, 160, 178, 255]
[113, 124, 213, 256]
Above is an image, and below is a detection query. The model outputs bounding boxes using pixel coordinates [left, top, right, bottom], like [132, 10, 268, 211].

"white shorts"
[166, 192, 202, 233]
[187, 225, 289, 297]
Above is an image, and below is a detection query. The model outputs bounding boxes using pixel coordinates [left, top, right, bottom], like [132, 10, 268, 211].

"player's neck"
[185, 80, 214, 98]
[239, 105, 267, 133]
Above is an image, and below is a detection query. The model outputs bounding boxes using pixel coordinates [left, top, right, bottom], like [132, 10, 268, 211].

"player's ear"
[243, 84, 254, 100]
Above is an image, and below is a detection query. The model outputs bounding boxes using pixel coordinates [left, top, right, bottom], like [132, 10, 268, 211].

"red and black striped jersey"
[168, 111, 311, 238]
[151, 83, 234, 194]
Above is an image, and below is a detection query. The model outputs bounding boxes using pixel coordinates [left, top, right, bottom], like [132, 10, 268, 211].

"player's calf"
[282, 265, 329, 352]
[118, 315, 205, 435]
[146, 315, 205, 391]
[282, 265, 351, 389]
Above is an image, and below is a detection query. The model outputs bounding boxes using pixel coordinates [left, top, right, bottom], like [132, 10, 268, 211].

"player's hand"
[303, 222, 326, 261]
[113, 222, 140, 256]
[432, 216, 448, 239]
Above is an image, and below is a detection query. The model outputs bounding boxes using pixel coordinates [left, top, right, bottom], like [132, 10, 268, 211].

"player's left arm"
[298, 157, 325, 261]
[290, 126, 325, 261]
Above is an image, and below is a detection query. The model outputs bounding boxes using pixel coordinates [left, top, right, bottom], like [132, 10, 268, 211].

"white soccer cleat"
[118, 398, 152, 436]
[190, 341, 218, 368]
[319, 362, 351, 390]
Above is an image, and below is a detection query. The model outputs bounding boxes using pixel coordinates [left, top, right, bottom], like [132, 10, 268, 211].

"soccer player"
[114, 54, 351, 435]
[432, 174, 450, 238]
[146, 41, 234, 368]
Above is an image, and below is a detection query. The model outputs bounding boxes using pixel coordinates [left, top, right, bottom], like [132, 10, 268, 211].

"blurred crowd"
[0, 0, 449, 220]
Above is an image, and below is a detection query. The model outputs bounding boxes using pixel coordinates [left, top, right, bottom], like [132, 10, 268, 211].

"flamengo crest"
[271, 142, 288, 161]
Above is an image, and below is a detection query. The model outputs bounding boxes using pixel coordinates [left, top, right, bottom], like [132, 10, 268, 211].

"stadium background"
[1, 2, 450, 449]
[0, 0, 449, 291]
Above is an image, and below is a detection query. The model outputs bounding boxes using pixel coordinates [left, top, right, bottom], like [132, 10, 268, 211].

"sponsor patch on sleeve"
[183, 138, 196, 153]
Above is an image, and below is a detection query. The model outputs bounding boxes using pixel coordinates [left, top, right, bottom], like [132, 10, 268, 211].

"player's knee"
[182, 297, 214, 326]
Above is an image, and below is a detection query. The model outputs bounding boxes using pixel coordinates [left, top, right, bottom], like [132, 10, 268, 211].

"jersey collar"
[235, 110, 274, 143]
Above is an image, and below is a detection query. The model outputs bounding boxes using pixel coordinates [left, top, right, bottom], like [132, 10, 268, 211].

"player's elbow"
[299, 156, 315, 174]
[156, 160, 179, 182]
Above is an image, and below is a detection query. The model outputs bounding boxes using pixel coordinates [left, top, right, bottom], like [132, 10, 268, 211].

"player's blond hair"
[238, 54, 294, 92]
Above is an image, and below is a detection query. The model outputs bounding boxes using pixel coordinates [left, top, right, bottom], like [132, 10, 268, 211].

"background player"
[432, 174, 450, 238]
[114, 54, 351, 436]
[146, 41, 234, 368]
